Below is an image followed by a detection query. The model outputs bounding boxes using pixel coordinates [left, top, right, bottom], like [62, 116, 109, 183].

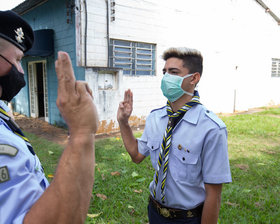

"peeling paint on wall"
[96, 115, 146, 135]
[96, 119, 118, 134]
[128, 115, 146, 127]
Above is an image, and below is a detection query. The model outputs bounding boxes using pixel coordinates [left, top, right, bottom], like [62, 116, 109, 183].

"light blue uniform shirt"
[0, 101, 10, 112]
[138, 104, 232, 210]
[0, 118, 49, 224]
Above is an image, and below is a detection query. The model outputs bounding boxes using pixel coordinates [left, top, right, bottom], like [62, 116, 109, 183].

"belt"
[149, 195, 203, 219]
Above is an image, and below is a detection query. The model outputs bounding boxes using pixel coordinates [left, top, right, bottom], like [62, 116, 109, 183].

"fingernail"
[58, 51, 65, 60]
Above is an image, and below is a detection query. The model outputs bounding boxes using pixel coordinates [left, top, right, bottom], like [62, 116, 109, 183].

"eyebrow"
[162, 67, 181, 72]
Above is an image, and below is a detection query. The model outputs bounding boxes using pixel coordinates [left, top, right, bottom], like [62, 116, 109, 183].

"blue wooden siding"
[12, 60, 29, 115]
[13, 0, 85, 127]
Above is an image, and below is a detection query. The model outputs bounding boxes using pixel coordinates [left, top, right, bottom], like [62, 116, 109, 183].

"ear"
[190, 72, 201, 85]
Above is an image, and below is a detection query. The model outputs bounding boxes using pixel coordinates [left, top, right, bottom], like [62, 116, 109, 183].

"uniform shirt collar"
[159, 104, 202, 125]
[182, 104, 202, 125]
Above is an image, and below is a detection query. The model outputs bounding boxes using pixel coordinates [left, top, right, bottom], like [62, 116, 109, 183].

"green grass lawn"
[25, 107, 280, 224]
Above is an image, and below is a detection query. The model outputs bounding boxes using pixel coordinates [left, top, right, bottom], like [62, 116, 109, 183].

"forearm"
[118, 121, 141, 163]
[201, 187, 221, 224]
[24, 134, 95, 224]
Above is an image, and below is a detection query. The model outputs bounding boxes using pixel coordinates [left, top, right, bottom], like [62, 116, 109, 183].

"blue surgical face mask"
[161, 72, 194, 102]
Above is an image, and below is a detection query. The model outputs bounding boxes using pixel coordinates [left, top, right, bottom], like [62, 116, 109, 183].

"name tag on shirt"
[0, 144, 18, 157]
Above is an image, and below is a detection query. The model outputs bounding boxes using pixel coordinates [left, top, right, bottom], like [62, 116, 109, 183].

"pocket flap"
[147, 139, 160, 151]
[183, 153, 199, 164]
[174, 150, 199, 164]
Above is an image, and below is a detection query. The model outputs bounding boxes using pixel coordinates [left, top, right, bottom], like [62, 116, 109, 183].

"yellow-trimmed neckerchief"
[152, 91, 201, 204]
[0, 106, 35, 155]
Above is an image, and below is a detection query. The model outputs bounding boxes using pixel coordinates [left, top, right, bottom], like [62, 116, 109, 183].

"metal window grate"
[109, 39, 156, 76]
[271, 58, 280, 77]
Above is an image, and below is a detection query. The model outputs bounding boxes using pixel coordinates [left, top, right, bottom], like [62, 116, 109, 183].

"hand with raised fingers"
[117, 89, 133, 125]
[55, 51, 99, 136]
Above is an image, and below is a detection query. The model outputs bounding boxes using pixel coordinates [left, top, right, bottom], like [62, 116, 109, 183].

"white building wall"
[79, 0, 280, 133]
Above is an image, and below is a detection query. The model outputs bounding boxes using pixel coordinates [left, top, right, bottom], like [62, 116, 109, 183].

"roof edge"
[12, 0, 48, 15]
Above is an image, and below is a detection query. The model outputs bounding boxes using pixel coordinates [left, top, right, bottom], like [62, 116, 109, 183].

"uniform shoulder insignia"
[0, 144, 19, 157]
[0, 166, 10, 183]
[205, 110, 226, 129]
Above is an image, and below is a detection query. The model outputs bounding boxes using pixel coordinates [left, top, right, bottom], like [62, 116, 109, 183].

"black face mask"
[0, 55, 26, 102]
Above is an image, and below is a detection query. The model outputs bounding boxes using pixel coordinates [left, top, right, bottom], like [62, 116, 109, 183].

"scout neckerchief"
[152, 91, 201, 204]
[0, 106, 35, 155]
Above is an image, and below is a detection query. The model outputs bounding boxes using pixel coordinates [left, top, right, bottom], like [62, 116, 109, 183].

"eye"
[171, 71, 178, 75]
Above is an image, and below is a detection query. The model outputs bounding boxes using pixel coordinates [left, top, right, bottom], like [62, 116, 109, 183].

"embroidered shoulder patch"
[205, 110, 226, 129]
[0, 144, 18, 157]
[0, 166, 10, 183]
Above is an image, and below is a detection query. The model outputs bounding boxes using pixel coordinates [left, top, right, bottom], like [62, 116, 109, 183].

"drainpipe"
[255, 0, 280, 25]
[83, 0, 88, 67]
[106, 0, 110, 67]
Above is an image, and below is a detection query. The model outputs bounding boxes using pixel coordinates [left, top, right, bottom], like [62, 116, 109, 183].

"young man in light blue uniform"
[0, 10, 98, 223]
[117, 47, 232, 223]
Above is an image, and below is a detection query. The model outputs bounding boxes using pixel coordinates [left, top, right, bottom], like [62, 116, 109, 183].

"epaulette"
[205, 109, 226, 129]
[150, 106, 165, 114]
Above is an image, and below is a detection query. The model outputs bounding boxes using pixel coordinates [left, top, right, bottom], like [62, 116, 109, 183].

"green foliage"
[256, 107, 280, 116]
[220, 108, 280, 224]
[88, 137, 153, 224]
[26, 107, 280, 223]
[24, 132, 63, 181]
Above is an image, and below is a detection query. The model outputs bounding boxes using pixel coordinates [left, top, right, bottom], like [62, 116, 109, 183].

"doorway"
[28, 60, 49, 122]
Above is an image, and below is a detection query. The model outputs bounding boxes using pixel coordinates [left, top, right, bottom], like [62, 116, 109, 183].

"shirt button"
[178, 144, 182, 150]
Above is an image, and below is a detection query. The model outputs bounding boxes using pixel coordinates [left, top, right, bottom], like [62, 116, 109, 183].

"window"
[109, 39, 156, 75]
[271, 58, 280, 77]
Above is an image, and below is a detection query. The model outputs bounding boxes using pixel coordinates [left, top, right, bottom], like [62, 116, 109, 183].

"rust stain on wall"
[128, 115, 146, 127]
[96, 120, 117, 135]
[96, 116, 146, 135]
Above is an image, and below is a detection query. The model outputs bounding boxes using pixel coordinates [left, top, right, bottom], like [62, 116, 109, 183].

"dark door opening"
[35, 63, 45, 118]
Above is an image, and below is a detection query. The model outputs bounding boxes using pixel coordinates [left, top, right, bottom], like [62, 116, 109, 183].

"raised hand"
[55, 51, 98, 136]
[117, 89, 133, 124]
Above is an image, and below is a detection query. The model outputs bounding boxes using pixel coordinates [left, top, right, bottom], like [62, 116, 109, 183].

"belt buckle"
[187, 210, 194, 218]
[160, 207, 170, 218]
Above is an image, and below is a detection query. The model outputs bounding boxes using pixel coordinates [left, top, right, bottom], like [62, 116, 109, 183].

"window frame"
[109, 39, 156, 76]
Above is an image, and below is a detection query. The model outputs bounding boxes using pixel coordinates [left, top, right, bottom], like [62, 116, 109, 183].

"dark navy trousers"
[148, 202, 202, 224]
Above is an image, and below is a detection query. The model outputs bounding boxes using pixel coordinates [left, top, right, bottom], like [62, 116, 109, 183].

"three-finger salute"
[55, 51, 99, 135]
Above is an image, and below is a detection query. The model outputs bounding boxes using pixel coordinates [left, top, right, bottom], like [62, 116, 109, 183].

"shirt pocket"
[171, 147, 201, 184]
[147, 139, 161, 170]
